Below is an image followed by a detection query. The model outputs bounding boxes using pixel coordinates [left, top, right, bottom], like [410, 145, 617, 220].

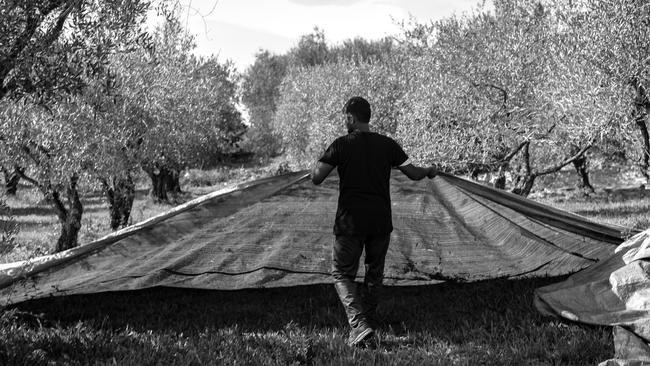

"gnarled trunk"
[52, 175, 84, 253]
[169, 169, 181, 193]
[635, 117, 650, 181]
[494, 165, 507, 190]
[511, 142, 535, 197]
[572, 154, 594, 193]
[11, 169, 84, 253]
[511, 174, 536, 197]
[147, 166, 179, 202]
[101, 173, 135, 230]
[2, 166, 23, 195]
[633, 81, 650, 181]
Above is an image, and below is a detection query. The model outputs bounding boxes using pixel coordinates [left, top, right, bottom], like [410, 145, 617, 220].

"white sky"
[177, 0, 488, 72]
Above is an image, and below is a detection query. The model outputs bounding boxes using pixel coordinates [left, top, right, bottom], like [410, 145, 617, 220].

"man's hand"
[427, 166, 438, 179]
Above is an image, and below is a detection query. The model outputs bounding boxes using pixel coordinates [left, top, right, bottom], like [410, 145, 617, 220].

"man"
[311, 96, 437, 347]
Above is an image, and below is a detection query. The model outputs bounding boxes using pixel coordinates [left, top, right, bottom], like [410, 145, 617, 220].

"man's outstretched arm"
[311, 161, 335, 185]
[398, 164, 437, 181]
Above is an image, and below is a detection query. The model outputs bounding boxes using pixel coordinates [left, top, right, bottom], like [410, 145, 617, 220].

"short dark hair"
[343, 96, 371, 123]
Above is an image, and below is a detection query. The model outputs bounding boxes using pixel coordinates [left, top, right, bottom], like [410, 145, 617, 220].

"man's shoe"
[347, 322, 375, 347]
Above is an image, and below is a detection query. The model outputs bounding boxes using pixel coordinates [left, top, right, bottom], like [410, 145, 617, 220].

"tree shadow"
[9, 206, 55, 217]
[11, 205, 108, 218]
[5, 275, 614, 365]
[574, 204, 650, 218]
[12, 276, 570, 336]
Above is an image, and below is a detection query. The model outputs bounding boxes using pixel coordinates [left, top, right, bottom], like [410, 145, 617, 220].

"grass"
[0, 165, 648, 365]
[1, 278, 612, 365]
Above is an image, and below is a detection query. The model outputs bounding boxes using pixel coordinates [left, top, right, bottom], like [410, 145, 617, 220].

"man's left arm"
[311, 161, 335, 185]
[397, 163, 437, 181]
[312, 140, 338, 185]
[391, 139, 437, 180]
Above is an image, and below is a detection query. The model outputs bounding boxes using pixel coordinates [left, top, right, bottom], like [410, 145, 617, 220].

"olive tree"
[0, 94, 113, 251]
[112, 18, 244, 203]
[556, 0, 650, 180]
[0, 0, 152, 251]
[0, 0, 152, 195]
[397, 1, 614, 196]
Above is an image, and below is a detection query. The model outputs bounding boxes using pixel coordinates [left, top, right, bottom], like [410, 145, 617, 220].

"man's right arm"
[311, 161, 335, 185]
[313, 139, 337, 185]
[398, 164, 437, 181]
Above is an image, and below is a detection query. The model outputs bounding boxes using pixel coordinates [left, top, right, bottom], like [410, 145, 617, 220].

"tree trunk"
[102, 173, 135, 230]
[52, 175, 84, 253]
[634, 82, 650, 181]
[511, 174, 536, 197]
[169, 169, 181, 193]
[635, 117, 650, 181]
[10, 170, 84, 252]
[494, 165, 506, 190]
[149, 170, 168, 202]
[148, 166, 174, 202]
[2, 166, 23, 195]
[510, 142, 535, 196]
[572, 154, 594, 193]
[144, 162, 182, 202]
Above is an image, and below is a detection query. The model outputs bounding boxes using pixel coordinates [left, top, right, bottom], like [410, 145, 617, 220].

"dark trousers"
[332, 234, 391, 328]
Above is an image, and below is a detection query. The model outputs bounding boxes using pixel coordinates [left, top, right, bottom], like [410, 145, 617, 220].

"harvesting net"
[535, 229, 650, 366]
[0, 170, 628, 306]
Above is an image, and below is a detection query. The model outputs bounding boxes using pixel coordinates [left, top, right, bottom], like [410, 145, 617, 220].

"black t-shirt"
[319, 131, 409, 236]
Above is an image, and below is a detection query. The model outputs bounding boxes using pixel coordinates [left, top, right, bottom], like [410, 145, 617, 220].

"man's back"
[319, 131, 408, 236]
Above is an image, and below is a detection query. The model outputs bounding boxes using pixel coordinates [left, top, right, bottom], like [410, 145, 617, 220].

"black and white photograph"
[0, 0, 649, 364]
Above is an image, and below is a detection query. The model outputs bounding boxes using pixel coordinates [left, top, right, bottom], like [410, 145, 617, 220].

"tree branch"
[0, 1, 69, 86]
[13, 168, 40, 188]
[49, 189, 68, 222]
[21, 144, 42, 167]
[522, 142, 531, 176]
[36, 0, 79, 53]
[537, 143, 593, 177]
[15, 167, 68, 221]
[471, 82, 508, 110]
[500, 140, 528, 163]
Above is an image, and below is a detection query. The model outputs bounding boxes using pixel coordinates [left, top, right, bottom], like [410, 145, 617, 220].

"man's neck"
[352, 123, 370, 132]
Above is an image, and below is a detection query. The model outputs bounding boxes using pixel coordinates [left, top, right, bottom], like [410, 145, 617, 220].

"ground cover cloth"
[535, 229, 650, 366]
[0, 170, 628, 306]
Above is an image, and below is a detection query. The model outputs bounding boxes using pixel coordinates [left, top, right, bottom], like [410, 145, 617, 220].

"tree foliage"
[240, 50, 288, 158]
[396, 1, 619, 195]
[270, 0, 640, 196]
[0, 2, 244, 250]
[113, 19, 244, 201]
[0, 0, 151, 102]
[273, 58, 408, 166]
[241, 28, 397, 160]
[0, 0, 152, 251]
[565, 0, 650, 177]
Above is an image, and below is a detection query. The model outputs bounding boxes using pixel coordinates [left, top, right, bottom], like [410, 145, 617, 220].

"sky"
[176, 0, 488, 72]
